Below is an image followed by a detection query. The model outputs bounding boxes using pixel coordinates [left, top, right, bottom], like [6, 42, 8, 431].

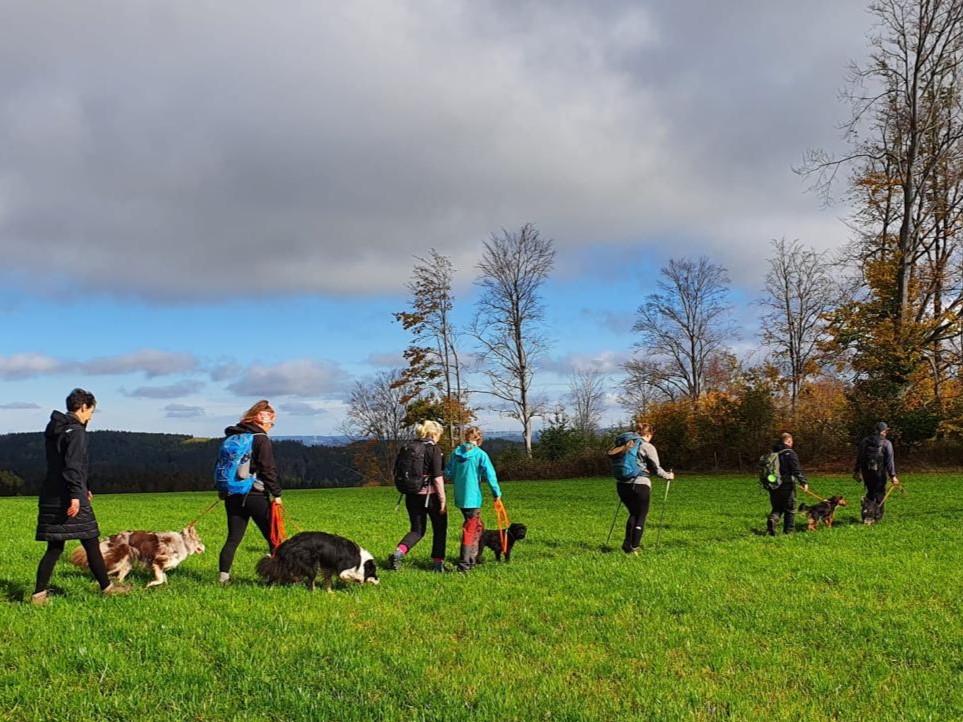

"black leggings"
[617, 481, 651, 550]
[219, 492, 274, 574]
[35, 538, 110, 594]
[398, 493, 448, 560]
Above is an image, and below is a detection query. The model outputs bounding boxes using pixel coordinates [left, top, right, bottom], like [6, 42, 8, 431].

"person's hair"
[781, 432, 793, 443]
[415, 420, 443, 440]
[464, 426, 483, 445]
[635, 421, 653, 436]
[240, 400, 276, 425]
[66, 388, 96, 412]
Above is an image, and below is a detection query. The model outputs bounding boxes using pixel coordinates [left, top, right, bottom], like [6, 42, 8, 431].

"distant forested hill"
[0, 431, 362, 495]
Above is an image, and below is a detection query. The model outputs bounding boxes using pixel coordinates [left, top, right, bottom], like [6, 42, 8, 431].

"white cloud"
[0, 401, 40, 409]
[164, 403, 205, 419]
[0, 350, 198, 380]
[278, 401, 327, 417]
[227, 359, 346, 398]
[0, 353, 65, 380]
[122, 380, 205, 399]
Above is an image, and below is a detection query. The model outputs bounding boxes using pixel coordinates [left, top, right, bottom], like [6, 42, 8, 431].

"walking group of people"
[29, 388, 902, 604]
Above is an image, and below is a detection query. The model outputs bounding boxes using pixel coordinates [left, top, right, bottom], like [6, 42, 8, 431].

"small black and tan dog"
[476, 523, 527, 563]
[797, 496, 847, 531]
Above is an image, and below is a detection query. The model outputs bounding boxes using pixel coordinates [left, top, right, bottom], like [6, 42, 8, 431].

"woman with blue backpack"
[445, 426, 501, 573]
[607, 421, 674, 554]
[216, 400, 282, 585]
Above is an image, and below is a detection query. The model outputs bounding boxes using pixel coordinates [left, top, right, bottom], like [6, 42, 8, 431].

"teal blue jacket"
[445, 443, 501, 509]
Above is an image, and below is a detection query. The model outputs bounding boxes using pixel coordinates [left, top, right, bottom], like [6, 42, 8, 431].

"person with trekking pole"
[607, 421, 674, 555]
[445, 426, 501, 573]
[31, 388, 131, 605]
[763, 432, 808, 536]
[216, 400, 282, 585]
[387, 420, 449, 573]
[853, 421, 899, 524]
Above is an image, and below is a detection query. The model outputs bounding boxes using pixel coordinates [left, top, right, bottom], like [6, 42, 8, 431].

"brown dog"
[70, 526, 205, 587]
[797, 497, 847, 531]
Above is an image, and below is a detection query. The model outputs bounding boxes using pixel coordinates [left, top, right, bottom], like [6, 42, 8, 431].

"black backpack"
[862, 435, 885, 473]
[393, 440, 429, 494]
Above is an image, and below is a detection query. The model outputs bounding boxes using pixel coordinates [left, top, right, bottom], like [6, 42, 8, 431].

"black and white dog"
[256, 531, 379, 592]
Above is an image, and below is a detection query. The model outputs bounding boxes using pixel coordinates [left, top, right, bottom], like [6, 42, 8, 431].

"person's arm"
[431, 446, 446, 511]
[481, 451, 501, 499]
[884, 440, 898, 482]
[854, 438, 864, 475]
[62, 425, 88, 516]
[641, 442, 673, 480]
[789, 451, 808, 489]
[253, 434, 282, 498]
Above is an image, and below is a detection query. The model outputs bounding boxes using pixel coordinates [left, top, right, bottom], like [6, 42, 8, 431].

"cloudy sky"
[0, 0, 872, 436]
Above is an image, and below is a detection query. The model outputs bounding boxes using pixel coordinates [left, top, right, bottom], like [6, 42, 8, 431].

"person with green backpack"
[760, 432, 808, 535]
[607, 421, 674, 554]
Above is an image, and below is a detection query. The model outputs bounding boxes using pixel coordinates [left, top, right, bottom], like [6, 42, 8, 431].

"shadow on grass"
[0, 578, 29, 603]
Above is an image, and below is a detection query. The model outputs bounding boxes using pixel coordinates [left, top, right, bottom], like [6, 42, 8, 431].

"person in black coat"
[853, 421, 900, 522]
[217, 400, 283, 584]
[767, 432, 809, 535]
[32, 388, 130, 604]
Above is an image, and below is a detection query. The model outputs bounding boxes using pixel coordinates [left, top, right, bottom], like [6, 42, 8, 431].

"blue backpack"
[214, 433, 263, 495]
[608, 432, 645, 481]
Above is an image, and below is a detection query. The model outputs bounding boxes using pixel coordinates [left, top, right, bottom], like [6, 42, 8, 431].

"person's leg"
[245, 494, 275, 551]
[617, 483, 636, 551]
[390, 494, 428, 570]
[426, 494, 448, 568]
[457, 509, 480, 572]
[218, 495, 250, 579]
[631, 485, 652, 548]
[869, 475, 887, 520]
[782, 485, 796, 534]
[34, 540, 66, 596]
[767, 488, 781, 536]
[79, 537, 112, 590]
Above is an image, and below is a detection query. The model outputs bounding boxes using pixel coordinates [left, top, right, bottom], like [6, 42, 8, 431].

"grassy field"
[1, 473, 961, 722]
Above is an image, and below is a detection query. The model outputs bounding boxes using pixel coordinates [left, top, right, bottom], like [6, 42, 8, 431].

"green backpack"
[758, 449, 790, 490]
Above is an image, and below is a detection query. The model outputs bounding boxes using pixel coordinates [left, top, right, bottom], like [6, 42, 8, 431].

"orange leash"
[799, 486, 829, 504]
[882, 481, 905, 506]
[494, 498, 510, 555]
[270, 503, 287, 551]
[185, 498, 220, 528]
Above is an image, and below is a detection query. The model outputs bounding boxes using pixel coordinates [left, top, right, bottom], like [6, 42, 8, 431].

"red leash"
[185, 498, 220, 528]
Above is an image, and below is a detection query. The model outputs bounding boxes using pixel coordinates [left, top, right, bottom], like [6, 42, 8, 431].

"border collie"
[70, 526, 205, 587]
[256, 531, 379, 592]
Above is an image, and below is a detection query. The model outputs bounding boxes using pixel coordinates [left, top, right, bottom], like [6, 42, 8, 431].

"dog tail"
[796, 503, 810, 514]
[69, 545, 89, 569]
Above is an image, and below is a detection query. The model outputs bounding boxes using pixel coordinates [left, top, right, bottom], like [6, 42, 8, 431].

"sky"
[0, 0, 873, 436]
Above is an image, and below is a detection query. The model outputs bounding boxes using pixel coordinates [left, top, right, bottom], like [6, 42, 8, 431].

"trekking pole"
[394, 492, 404, 512]
[605, 499, 622, 547]
[653, 472, 673, 552]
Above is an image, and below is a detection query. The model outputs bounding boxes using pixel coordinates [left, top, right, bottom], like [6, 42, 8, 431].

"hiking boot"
[218, 572, 232, 586]
[431, 561, 450, 573]
[101, 583, 132, 597]
[623, 546, 641, 556]
[30, 590, 50, 606]
[388, 551, 404, 571]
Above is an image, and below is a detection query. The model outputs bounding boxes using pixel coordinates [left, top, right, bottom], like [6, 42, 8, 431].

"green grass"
[1, 474, 961, 721]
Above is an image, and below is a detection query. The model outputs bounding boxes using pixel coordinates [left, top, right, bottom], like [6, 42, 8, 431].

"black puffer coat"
[35, 411, 100, 541]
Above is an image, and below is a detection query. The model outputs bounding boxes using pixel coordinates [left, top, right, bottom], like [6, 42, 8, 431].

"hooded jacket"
[772, 440, 806, 486]
[223, 421, 282, 497]
[445, 442, 501, 509]
[35, 411, 100, 541]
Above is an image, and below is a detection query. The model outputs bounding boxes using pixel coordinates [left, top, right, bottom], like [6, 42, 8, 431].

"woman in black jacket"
[217, 400, 282, 584]
[32, 388, 129, 604]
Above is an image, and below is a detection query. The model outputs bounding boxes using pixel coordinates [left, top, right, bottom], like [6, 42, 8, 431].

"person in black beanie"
[854, 421, 900, 523]
[32, 388, 130, 605]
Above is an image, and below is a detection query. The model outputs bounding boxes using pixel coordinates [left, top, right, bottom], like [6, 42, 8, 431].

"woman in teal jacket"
[445, 426, 501, 573]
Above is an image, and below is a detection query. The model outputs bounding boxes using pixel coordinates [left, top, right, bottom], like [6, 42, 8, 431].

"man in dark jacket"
[767, 432, 809, 535]
[32, 388, 129, 605]
[854, 421, 900, 523]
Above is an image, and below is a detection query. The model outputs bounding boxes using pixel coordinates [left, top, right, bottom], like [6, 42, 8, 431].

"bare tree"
[342, 370, 413, 485]
[760, 238, 836, 411]
[393, 250, 469, 446]
[568, 368, 607, 437]
[625, 256, 734, 401]
[472, 223, 555, 456]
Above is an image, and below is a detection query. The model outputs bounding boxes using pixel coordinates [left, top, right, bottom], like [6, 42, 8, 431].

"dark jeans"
[863, 473, 887, 519]
[398, 493, 447, 560]
[616, 481, 652, 550]
[767, 482, 796, 534]
[219, 492, 274, 574]
[35, 537, 111, 594]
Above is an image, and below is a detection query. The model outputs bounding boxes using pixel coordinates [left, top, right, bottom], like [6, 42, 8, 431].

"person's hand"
[273, 497, 283, 506]
[891, 477, 900, 486]
[67, 499, 80, 518]
[87, 490, 93, 501]
[439, 499, 447, 514]
[667, 472, 675, 481]
[803, 484, 809, 492]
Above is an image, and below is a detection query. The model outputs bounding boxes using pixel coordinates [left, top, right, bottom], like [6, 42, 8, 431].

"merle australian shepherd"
[477, 523, 528, 563]
[256, 531, 379, 592]
[70, 526, 205, 587]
